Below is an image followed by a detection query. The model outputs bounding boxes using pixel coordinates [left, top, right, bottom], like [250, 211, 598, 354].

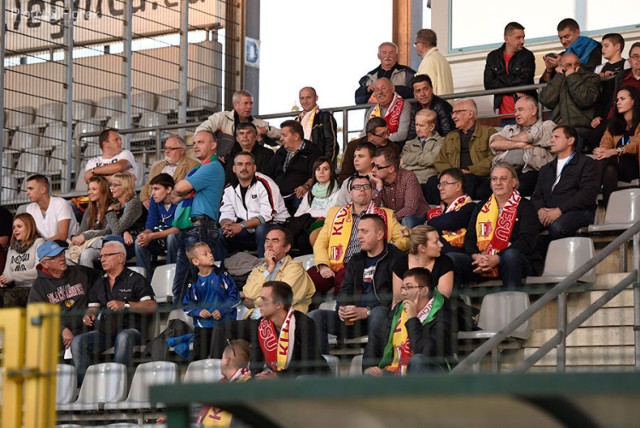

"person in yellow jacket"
[309, 175, 410, 298]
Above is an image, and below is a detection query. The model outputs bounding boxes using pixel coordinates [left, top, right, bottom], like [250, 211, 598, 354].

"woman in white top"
[291, 157, 340, 250]
[0, 213, 45, 307]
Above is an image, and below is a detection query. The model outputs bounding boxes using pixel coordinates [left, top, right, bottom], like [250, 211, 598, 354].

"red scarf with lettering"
[258, 307, 296, 371]
[427, 195, 473, 247]
[476, 190, 521, 277]
[369, 92, 405, 134]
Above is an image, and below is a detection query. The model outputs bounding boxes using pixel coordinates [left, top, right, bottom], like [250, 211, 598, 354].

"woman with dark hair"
[0, 213, 45, 307]
[69, 175, 113, 267]
[288, 157, 340, 252]
[391, 225, 454, 304]
[593, 86, 640, 206]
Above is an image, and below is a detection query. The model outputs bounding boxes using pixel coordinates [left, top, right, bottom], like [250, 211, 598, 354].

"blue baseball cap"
[37, 241, 66, 260]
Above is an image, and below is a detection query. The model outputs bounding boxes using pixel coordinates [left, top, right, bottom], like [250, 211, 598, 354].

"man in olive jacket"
[425, 99, 496, 203]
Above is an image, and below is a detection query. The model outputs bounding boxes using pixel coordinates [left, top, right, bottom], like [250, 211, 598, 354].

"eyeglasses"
[437, 181, 459, 189]
[630, 55, 640, 61]
[400, 285, 426, 291]
[370, 130, 390, 138]
[413, 41, 423, 47]
[351, 184, 372, 191]
[372, 164, 392, 170]
[99, 252, 121, 260]
[451, 109, 471, 115]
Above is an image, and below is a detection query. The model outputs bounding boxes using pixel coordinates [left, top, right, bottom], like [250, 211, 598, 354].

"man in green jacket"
[425, 99, 496, 204]
[539, 53, 601, 152]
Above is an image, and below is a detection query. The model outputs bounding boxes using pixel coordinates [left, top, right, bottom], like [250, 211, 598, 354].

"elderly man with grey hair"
[355, 42, 416, 105]
[195, 90, 281, 160]
[489, 96, 556, 195]
[139, 135, 200, 208]
[70, 240, 156, 384]
[425, 99, 496, 203]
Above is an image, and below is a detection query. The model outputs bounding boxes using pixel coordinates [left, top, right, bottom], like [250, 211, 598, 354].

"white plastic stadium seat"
[588, 189, 640, 233]
[157, 88, 182, 114]
[527, 237, 596, 284]
[131, 92, 157, 116]
[56, 364, 77, 405]
[11, 129, 40, 150]
[72, 99, 95, 121]
[34, 102, 63, 124]
[183, 358, 223, 383]
[167, 308, 194, 331]
[104, 361, 178, 410]
[57, 362, 127, 412]
[293, 254, 315, 270]
[349, 355, 363, 377]
[128, 266, 147, 279]
[41, 123, 67, 149]
[150, 263, 176, 303]
[15, 148, 49, 178]
[5, 106, 34, 129]
[322, 354, 340, 377]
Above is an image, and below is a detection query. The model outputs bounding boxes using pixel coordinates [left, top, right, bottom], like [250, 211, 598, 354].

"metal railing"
[452, 221, 640, 373]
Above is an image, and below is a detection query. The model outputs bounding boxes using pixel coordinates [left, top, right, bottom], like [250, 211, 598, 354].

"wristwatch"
[366, 307, 371, 317]
[240, 222, 247, 230]
[124, 299, 130, 309]
[617, 147, 624, 156]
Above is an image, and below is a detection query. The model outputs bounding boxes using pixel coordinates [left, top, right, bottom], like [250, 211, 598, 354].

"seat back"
[75, 362, 127, 404]
[106, 113, 129, 131]
[128, 266, 147, 279]
[73, 99, 96, 121]
[125, 361, 177, 402]
[349, 355, 363, 377]
[56, 364, 77, 404]
[167, 308, 194, 330]
[322, 354, 339, 377]
[35, 102, 63, 124]
[131, 92, 157, 116]
[189, 85, 218, 109]
[541, 237, 596, 282]
[477, 291, 531, 340]
[158, 88, 181, 113]
[293, 254, 315, 270]
[11, 130, 40, 150]
[95, 95, 125, 118]
[42, 123, 67, 149]
[604, 189, 640, 225]
[5, 106, 34, 129]
[150, 263, 176, 303]
[48, 144, 69, 175]
[15, 148, 49, 177]
[183, 359, 223, 383]
[74, 118, 102, 146]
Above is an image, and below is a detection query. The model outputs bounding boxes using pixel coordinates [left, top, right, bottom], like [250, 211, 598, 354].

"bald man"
[364, 78, 412, 144]
[295, 87, 338, 165]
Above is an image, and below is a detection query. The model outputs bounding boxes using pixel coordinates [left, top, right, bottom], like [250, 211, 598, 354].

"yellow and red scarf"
[369, 93, 405, 134]
[296, 106, 317, 141]
[327, 201, 388, 272]
[258, 307, 296, 371]
[476, 190, 521, 277]
[196, 367, 252, 427]
[427, 195, 473, 247]
[380, 290, 444, 376]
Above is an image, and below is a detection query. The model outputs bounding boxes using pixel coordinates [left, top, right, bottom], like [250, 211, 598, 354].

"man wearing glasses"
[71, 241, 156, 384]
[309, 175, 409, 301]
[139, 135, 199, 208]
[28, 241, 100, 355]
[428, 99, 496, 204]
[363, 267, 455, 376]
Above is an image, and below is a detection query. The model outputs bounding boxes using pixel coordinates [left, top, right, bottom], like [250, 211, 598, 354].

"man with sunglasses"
[28, 241, 100, 355]
[309, 175, 409, 300]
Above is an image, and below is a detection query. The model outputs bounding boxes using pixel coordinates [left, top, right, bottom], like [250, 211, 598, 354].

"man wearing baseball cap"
[28, 241, 100, 352]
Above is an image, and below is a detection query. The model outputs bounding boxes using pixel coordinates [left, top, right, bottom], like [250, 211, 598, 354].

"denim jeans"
[401, 215, 427, 228]
[173, 220, 224, 304]
[220, 223, 273, 258]
[134, 233, 179, 276]
[70, 328, 141, 385]
[308, 306, 389, 355]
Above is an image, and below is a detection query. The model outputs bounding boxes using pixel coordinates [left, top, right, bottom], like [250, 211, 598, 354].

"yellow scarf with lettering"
[426, 195, 473, 247]
[197, 368, 252, 427]
[475, 191, 521, 277]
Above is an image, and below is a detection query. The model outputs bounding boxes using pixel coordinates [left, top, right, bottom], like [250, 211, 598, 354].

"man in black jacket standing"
[531, 125, 599, 256]
[308, 214, 402, 354]
[484, 22, 536, 126]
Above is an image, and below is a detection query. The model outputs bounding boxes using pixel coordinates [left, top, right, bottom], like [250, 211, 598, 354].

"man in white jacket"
[220, 152, 289, 258]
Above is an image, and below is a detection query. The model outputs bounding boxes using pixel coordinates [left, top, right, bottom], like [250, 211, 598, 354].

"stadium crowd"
[1, 17, 640, 398]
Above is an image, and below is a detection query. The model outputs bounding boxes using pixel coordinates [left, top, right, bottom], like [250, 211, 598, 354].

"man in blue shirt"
[171, 130, 225, 302]
[134, 173, 179, 277]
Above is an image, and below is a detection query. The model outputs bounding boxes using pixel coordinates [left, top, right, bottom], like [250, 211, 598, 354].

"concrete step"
[523, 346, 635, 366]
[567, 306, 633, 327]
[588, 272, 633, 291]
[590, 289, 635, 308]
[528, 327, 634, 348]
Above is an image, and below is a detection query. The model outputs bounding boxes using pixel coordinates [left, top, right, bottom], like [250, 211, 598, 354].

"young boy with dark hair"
[134, 173, 179, 275]
[183, 242, 240, 360]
